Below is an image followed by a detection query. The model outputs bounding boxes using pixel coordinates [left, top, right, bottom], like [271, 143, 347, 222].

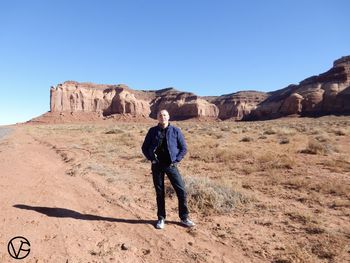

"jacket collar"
[157, 123, 172, 130]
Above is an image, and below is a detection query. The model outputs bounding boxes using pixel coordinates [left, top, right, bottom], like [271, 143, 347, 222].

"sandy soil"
[0, 126, 12, 139]
[0, 117, 349, 263]
[0, 126, 248, 263]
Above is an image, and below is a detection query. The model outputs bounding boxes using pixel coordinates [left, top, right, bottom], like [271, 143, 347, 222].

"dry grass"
[24, 116, 350, 263]
[279, 137, 290, 144]
[323, 156, 350, 173]
[183, 176, 250, 214]
[263, 127, 277, 135]
[240, 152, 295, 175]
[300, 138, 338, 155]
[240, 136, 254, 142]
[330, 128, 347, 136]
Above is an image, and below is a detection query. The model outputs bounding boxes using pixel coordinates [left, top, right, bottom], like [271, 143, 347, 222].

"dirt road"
[0, 126, 248, 263]
[0, 126, 11, 140]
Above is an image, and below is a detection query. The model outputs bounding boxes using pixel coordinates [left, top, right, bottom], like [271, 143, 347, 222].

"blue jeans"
[151, 163, 189, 220]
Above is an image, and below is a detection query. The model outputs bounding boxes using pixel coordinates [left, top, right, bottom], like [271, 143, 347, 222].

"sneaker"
[155, 219, 165, 229]
[181, 218, 195, 227]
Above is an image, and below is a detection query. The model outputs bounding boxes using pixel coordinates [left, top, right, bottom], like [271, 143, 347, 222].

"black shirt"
[155, 127, 171, 166]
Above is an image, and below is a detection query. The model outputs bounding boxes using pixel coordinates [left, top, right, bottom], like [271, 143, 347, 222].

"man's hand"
[170, 162, 178, 167]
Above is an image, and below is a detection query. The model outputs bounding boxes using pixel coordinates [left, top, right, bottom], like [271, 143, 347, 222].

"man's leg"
[152, 163, 166, 220]
[165, 165, 189, 220]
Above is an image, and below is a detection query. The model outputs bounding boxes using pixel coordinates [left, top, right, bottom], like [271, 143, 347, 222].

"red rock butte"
[31, 56, 350, 123]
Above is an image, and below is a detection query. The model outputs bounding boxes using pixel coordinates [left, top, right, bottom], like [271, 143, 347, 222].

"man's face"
[157, 110, 170, 125]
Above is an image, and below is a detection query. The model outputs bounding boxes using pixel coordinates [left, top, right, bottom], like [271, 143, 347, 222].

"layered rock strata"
[246, 55, 350, 120]
[48, 56, 350, 121]
[50, 82, 219, 120]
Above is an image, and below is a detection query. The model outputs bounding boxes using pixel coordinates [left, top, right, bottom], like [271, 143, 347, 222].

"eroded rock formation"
[47, 56, 350, 122]
[246, 55, 350, 120]
[50, 82, 218, 120]
[50, 82, 151, 117]
[205, 91, 268, 120]
[149, 88, 219, 119]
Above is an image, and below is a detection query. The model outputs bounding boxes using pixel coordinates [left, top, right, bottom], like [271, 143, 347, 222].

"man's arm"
[141, 129, 153, 161]
[175, 129, 187, 162]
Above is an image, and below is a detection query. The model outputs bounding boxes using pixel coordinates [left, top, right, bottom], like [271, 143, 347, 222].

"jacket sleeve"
[141, 129, 153, 161]
[175, 129, 187, 162]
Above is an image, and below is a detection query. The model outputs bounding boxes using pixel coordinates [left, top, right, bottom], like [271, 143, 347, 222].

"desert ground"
[0, 116, 349, 263]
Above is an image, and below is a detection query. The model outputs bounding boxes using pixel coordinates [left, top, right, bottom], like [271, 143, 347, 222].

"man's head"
[157, 109, 170, 127]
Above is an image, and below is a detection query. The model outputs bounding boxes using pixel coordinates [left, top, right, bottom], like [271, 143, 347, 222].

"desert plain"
[0, 116, 349, 262]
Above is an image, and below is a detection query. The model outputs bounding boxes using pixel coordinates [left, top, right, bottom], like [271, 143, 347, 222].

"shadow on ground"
[14, 204, 182, 227]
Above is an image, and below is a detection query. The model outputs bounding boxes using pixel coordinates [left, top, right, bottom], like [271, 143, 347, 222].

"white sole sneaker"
[181, 219, 195, 227]
[156, 219, 165, 229]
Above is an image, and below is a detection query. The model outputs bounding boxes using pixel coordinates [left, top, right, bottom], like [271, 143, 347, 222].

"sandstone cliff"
[50, 82, 151, 117]
[245, 55, 350, 120]
[45, 55, 350, 122]
[205, 91, 268, 120]
[50, 82, 219, 120]
[149, 88, 218, 120]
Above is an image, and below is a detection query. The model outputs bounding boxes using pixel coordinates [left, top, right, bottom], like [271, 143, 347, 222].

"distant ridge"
[30, 56, 350, 123]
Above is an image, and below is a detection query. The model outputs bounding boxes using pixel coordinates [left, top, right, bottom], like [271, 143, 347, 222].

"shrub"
[332, 129, 347, 136]
[105, 128, 125, 134]
[315, 134, 330, 142]
[240, 136, 254, 142]
[323, 157, 350, 173]
[258, 153, 295, 170]
[220, 126, 230, 132]
[301, 139, 337, 155]
[277, 127, 296, 136]
[279, 137, 290, 144]
[183, 176, 249, 214]
[263, 128, 277, 135]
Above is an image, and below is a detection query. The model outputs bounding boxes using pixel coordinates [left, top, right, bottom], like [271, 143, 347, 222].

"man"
[142, 109, 195, 229]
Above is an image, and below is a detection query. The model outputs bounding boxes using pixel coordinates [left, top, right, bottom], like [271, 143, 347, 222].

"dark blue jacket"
[142, 124, 187, 163]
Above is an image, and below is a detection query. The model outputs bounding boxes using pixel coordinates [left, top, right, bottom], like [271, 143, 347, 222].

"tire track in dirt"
[0, 127, 192, 262]
[0, 126, 252, 262]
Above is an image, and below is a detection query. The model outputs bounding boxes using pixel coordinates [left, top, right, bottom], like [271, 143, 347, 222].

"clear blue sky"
[1, 0, 349, 125]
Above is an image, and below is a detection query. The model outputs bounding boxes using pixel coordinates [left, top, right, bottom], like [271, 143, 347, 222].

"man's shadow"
[13, 204, 182, 227]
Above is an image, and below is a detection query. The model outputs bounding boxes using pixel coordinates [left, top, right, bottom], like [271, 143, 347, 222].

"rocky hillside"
[205, 91, 268, 120]
[49, 83, 218, 121]
[45, 56, 350, 122]
[245, 56, 350, 120]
